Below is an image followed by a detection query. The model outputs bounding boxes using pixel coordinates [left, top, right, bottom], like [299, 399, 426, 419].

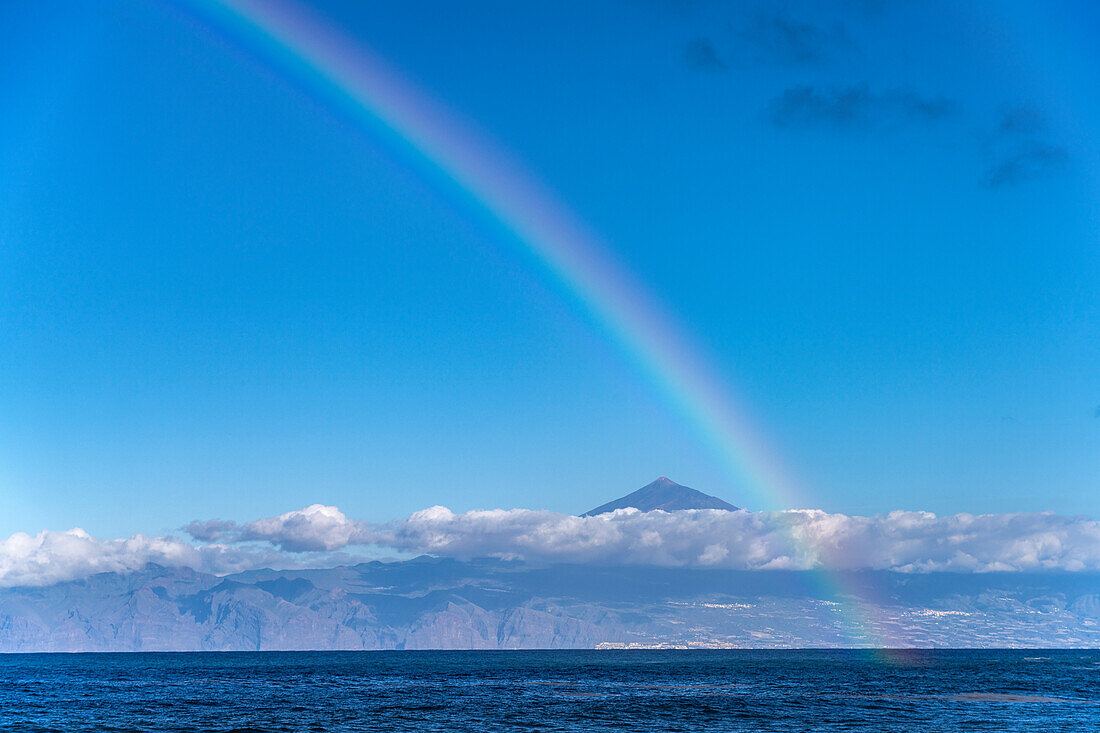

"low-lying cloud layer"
[0, 507, 371, 588]
[5, 505, 1099, 588]
[0, 529, 273, 589]
[377, 507, 1100, 573]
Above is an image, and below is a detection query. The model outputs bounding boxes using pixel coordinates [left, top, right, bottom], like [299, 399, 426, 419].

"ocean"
[2, 650, 1098, 731]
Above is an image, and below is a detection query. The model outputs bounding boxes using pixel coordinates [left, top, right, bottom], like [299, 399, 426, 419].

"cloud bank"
[6, 505, 1099, 588]
[0, 529, 277, 588]
[0, 506, 371, 588]
[375, 507, 1100, 573]
[190, 505, 1100, 574]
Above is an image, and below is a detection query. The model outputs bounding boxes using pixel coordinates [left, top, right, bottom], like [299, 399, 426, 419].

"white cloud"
[0, 513, 376, 588]
[183, 504, 370, 552]
[8, 505, 1100, 587]
[370, 506, 1100, 573]
[238, 504, 369, 552]
[0, 529, 274, 588]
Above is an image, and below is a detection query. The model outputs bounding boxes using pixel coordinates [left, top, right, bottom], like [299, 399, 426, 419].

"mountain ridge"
[2, 560, 1098, 651]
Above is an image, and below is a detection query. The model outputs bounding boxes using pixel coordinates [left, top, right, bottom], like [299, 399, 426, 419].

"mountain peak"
[582, 477, 739, 516]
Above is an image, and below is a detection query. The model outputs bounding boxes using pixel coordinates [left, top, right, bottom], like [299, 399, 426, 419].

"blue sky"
[2, 0, 1098, 539]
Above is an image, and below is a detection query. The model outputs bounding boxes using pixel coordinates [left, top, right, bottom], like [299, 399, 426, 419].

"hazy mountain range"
[2, 558, 1099, 652]
[2, 480, 1099, 652]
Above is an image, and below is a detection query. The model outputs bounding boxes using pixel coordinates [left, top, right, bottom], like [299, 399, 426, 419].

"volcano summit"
[583, 477, 739, 516]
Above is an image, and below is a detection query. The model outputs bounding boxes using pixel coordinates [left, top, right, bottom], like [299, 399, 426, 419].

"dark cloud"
[767, 84, 955, 129]
[983, 106, 1067, 188]
[736, 10, 857, 66]
[182, 518, 237, 543]
[683, 37, 727, 70]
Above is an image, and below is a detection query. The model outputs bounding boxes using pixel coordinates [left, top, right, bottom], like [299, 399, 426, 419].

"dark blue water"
[1, 650, 1098, 731]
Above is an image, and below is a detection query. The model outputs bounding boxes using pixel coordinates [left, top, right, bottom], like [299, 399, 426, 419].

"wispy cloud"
[680, 8, 856, 73]
[983, 106, 1067, 187]
[735, 10, 857, 66]
[683, 37, 727, 70]
[767, 84, 955, 129]
[998, 106, 1046, 135]
[984, 143, 1067, 187]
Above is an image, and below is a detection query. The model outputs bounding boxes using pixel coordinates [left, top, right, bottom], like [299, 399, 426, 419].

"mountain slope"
[2, 561, 1099, 651]
[583, 477, 739, 516]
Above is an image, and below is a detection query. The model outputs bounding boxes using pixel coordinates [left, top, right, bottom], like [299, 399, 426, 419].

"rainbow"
[172, 0, 905, 651]
[174, 0, 803, 512]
